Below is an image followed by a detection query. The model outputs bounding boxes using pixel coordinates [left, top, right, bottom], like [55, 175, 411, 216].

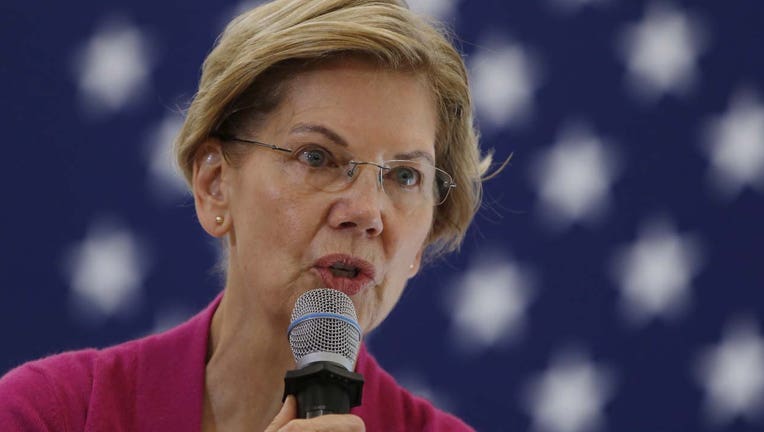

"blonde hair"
[175, 0, 493, 259]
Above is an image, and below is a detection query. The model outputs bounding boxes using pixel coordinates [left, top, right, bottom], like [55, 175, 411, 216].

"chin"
[356, 297, 393, 336]
[351, 298, 377, 334]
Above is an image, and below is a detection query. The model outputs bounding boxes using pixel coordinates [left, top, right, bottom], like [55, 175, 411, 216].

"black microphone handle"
[283, 361, 364, 418]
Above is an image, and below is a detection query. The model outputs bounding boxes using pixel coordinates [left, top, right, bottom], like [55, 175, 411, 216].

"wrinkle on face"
[223, 58, 437, 334]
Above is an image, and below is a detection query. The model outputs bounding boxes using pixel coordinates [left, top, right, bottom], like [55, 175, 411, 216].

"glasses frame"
[213, 134, 456, 206]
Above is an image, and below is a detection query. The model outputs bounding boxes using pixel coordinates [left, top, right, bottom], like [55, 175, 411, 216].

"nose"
[327, 165, 384, 237]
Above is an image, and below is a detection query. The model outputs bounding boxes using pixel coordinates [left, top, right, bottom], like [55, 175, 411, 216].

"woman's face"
[217, 59, 438, 334]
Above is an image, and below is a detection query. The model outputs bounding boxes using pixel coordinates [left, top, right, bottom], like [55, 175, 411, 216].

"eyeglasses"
[214, 134, 456, 210]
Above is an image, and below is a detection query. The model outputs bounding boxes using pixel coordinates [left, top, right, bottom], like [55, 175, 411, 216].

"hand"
[264, 395, 365, 432]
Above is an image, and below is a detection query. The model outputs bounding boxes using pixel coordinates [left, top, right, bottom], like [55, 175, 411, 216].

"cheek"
[232, 169, 319, 259]
[229, 172, 324, 319]
[358, 272, 407, 333]
[393, 210, 432, 264]
[361, 213, 432, 332]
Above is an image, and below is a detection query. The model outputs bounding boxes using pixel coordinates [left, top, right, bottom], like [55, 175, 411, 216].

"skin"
[192, 58, 438, 431]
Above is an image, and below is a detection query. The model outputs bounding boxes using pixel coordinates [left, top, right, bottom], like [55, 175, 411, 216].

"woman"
[1, 0, 493, 430]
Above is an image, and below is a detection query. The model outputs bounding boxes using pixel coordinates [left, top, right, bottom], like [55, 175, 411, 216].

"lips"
[312, 254, 376, 296]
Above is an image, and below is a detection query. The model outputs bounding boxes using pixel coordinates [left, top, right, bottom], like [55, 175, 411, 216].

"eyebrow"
[289, 122, 436, 166]
[289, 123, 349, 148]
[393, 150, 436, 166]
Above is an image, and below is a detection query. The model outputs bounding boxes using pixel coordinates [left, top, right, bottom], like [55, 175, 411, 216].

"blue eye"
[296, 146, 334, 168]
[388, 165, 421, 187]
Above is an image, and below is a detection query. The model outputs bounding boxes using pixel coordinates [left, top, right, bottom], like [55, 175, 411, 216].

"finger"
[285, 414, 365, 432]
[264, 395, 297, 432]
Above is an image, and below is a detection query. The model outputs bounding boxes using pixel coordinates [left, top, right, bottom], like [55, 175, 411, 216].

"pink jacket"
[0, 293, 473, 431]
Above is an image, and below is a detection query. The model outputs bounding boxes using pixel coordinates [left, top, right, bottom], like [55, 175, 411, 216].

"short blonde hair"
[175, 0, 493, 259]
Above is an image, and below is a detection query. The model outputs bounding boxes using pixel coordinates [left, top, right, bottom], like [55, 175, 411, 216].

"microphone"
[283, 288, 365, 418]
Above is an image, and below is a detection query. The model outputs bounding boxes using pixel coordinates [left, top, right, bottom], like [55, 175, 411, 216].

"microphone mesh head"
[288, 289, 362, 370]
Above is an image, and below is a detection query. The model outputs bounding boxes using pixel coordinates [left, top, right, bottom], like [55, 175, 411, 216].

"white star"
[695, 317, 764, 425]
[73, 17, 153, 116]
[145, 112, 189, 202]
[530, 123, 619, 230]
[523, 349, 615, 432]
[610, 218, 703, 325]
[446, 252, 535, 352]
[406, 0, 461, 21]
[62, 219, 149, 323]
[702, 89, 764, 198]
[618, 2, 705, 101]
[469, 38, 541, 131]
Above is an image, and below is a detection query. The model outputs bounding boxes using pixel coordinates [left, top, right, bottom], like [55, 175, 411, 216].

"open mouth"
[329, 262, 360, 278]
[313, 254, 376, 296]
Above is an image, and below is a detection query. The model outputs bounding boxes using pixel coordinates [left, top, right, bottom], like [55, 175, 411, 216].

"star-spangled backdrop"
[1, 0, 763, 431]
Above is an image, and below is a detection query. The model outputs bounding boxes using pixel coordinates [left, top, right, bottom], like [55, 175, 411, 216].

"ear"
[192, 141, 231, 238]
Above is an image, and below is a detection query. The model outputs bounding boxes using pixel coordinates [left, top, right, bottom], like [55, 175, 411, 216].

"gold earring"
[215, 216, 224, 225]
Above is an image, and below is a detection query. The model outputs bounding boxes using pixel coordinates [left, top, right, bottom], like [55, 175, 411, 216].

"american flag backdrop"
[1, 0, 763, 431]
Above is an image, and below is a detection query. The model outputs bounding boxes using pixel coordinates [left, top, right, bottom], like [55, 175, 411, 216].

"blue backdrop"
[2, 1, 764, 431]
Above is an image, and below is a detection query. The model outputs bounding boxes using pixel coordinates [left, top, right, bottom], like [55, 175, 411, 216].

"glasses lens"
[434, 168, 454, 205]
[287, 144, 351, 192]
[285, 146, 454, 209]
[383, 160, 454, 208]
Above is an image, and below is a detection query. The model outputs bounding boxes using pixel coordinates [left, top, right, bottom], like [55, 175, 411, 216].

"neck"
[202, 286, 296, 432]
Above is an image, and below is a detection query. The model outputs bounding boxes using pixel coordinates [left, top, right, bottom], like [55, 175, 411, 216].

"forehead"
[261, 59, 438, 155]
